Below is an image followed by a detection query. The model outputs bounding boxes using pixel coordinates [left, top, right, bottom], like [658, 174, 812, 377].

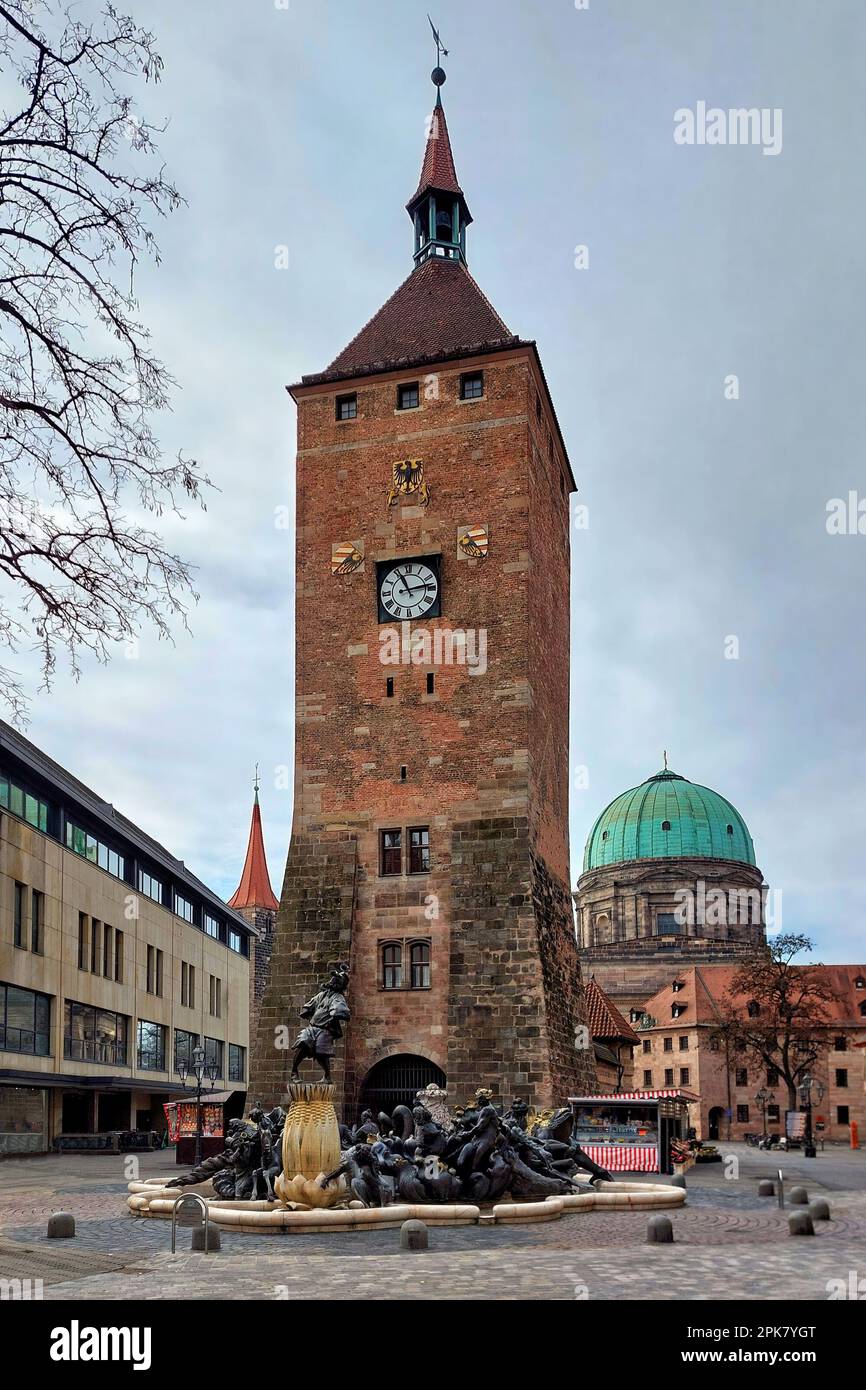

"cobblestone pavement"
[2, 1144, 865, 1300]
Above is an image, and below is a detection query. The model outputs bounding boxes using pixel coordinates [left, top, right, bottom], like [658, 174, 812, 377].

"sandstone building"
[0, 721, 253, 1153]
[634, 965, 866, 1144]
[251, 72, 596, 1116]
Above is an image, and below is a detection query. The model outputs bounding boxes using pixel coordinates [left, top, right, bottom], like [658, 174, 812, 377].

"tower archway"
[359, 1054, 445, 1121]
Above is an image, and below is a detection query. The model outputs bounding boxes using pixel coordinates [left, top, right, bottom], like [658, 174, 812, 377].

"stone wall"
[447, 816, 596, 1109]
[249, 832, 357, 1109]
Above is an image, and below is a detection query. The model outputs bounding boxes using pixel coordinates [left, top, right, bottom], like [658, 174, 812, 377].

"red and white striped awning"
[579, 1144, 658, 1172]
[569, 1089, 700, 1103]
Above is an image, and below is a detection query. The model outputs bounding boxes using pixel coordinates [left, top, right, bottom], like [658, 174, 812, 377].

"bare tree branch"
[0, 0, 209, 722]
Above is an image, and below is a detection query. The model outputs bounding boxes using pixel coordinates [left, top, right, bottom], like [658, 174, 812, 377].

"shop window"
[0, 983, 51, 1056]
[204, 1036, 223, 1077]
[64, 1001, 127, 1065]
[229, 1043, 246, 1083]
[136, 1020, 166, 1071]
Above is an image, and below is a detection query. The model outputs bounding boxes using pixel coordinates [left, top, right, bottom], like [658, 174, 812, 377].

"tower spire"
[406, 21, 471, 268]
[228, 776, 278, 912]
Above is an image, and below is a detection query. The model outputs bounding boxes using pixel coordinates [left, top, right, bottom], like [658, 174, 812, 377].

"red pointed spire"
[407, 101, 464, 208]
[228, 785, 278, 912]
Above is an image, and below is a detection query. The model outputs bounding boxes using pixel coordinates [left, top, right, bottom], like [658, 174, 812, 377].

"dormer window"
[671, 1003, 686, 1018]
[855, 976, 865, 990]
[671, 979, 685, 993]
[335, 392, 357, 421]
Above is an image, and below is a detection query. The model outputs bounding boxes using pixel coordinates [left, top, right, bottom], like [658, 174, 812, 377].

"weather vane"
[428, 14, 448, 94]
[663, 749, 668, 771]
[254, 761, 260, 795]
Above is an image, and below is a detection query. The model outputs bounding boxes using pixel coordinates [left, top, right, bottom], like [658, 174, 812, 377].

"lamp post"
[177, 1044, 219, 1166]
[754, 1086, 772, 1140]
[798, 1073, 826, 1160]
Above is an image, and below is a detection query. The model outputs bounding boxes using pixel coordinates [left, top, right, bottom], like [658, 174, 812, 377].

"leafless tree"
[712, 934, 839, 1112]
[0, 1, 207, 722]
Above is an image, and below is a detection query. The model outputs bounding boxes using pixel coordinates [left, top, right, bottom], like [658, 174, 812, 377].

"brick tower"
[227, 775, 279, 1050]
[251, 64, 596, 1117]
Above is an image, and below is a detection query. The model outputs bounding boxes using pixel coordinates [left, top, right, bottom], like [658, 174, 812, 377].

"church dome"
[582, 768, 756, 873]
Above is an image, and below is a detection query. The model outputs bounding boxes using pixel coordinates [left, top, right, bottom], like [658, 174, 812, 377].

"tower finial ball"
[431, 66, 446, 87]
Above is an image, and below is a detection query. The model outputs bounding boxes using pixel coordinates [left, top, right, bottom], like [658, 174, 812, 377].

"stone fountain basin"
[127, 1178, 685, 1233]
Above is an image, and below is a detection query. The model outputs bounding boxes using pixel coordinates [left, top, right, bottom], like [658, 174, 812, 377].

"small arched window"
[661, 820, 671, 832]
[726, 823, 734, 835]
[410, 941, 431, 990]
[601, 830, 609, 841]
[382, 943, 402, 990]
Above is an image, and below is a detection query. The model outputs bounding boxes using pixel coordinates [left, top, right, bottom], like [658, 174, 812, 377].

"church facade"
[574, 766, 768, 1014]
[250, 75, 596, 1117]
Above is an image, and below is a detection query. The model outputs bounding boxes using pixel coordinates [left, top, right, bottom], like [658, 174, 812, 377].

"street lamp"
[754, 1086, 772, 1140]
[798, 1073, 826, 1159]
[176, 1043, 217, 1166]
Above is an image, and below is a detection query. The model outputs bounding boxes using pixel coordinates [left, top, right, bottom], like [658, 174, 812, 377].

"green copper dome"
[582, 769, 756, 873]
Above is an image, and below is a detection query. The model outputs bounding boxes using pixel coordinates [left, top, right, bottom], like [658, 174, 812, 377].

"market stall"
[568, 1088, 700, 1175]
[163, 1096, 227, 1164]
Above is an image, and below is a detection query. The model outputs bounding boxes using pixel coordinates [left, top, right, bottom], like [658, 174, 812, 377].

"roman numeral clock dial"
[377, 557, 441, 622]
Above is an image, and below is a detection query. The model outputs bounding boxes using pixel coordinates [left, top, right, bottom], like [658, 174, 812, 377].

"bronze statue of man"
[290, 963, 350, 1082]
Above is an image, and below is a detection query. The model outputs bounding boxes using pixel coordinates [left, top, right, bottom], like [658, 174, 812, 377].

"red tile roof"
[408, 101, 464, 206]
[585, 976, 641, 1044]
[301, 256, 521, 386]
[227, 794, 278, 912]
[639, 963, 866, 1029]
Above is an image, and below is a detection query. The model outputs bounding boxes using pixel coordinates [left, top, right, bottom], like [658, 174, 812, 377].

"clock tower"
[251, 64, 596, 1115]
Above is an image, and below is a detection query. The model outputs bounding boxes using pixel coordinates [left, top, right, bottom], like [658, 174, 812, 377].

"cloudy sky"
[6, 1, 865, 961]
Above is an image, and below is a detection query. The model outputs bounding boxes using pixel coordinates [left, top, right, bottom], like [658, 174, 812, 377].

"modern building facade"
[633, 965, 866, 1144]
[0, 721, 254, 1153]
[251, 71, 597, 1117]
[575, 766, 768, 1013]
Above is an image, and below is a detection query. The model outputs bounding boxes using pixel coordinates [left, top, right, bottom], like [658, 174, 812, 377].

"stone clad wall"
[249, 832, 357, 1110]
[447, 816, 595, 1110]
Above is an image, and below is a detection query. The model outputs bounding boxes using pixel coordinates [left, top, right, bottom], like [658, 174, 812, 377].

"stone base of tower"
[447, 816, 596, 1108]
[251, 817, 596, 1119]
[248, 831, 357, 1110]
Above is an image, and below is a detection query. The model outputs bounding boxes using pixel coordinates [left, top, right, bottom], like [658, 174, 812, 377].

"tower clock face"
[377, 557, 441, 621]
